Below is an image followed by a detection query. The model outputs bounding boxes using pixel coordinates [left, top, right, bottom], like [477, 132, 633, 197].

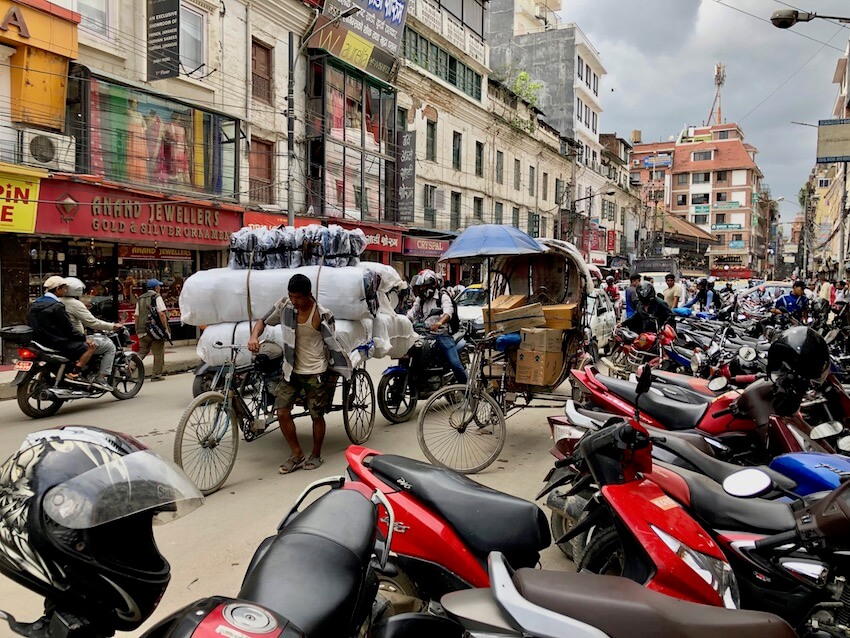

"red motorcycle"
[344, 445, 550, 598]
[602, 324, 678, 379]
[570, 365, 828, 462]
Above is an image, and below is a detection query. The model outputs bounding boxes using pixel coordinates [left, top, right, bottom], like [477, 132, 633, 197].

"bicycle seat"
[512, 569, 795, 638]
[653, 463, 796, 534]
[239, 489, 377, 638]
[370, 454, 549, 568]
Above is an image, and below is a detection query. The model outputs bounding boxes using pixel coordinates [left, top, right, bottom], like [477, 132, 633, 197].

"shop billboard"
[817, 119, 850, 164]
[0, 168, 41, 234]
[147, 0, 180, 80]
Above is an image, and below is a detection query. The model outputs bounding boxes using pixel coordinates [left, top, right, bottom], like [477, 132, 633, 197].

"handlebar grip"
[754, 529, 798, 550]
[732, 375, 757, 385]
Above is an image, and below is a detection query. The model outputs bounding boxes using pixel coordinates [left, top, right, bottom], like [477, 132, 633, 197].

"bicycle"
[174, 340, 376, 495]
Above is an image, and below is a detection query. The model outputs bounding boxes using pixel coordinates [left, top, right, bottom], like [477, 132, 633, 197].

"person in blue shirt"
[773, 280, 808, 321]
[683, 278, 715, 311]
[624, 272, 641, 319]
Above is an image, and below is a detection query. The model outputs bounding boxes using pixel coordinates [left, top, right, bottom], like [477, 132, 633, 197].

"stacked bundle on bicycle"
[181, 224, 417, 366]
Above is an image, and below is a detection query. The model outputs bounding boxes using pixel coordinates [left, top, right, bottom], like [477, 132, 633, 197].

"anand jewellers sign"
[37, 181, 243, 246]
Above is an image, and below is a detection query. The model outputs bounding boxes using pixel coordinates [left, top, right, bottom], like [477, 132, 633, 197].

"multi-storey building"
[599, 133, 641, 267]
[486, 0, 611, 259]
[633, 124, 771, 278]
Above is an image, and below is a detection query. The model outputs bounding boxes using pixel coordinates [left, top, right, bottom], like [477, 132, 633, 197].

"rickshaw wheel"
[343, 368, 376, 444]
[417, 384, 506, 474]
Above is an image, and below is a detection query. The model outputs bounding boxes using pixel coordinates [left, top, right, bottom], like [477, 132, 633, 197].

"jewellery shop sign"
[36, 181, 243, 246]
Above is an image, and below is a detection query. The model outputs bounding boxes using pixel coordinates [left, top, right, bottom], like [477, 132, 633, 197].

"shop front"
[30, 176, 243, 339]
[401, 236, 452, 281]
[336, 220, 403, 265]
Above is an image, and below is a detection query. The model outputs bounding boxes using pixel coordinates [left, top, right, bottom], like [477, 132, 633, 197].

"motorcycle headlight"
[651, 525, 739, 609]
[690, 350, 705, 372]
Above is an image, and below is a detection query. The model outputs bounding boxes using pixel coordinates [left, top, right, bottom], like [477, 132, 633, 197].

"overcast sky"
[561, 0, 850, 226]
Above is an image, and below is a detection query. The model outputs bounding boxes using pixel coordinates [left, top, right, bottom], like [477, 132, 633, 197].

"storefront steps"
[0, 343, 202, 401]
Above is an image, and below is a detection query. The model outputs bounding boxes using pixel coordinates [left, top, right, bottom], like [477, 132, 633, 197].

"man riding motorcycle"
[622, 281, 674, 334]
[27, 276, 95, 380]
[406, 270, 467, 384]
[61, 277, 125, 391]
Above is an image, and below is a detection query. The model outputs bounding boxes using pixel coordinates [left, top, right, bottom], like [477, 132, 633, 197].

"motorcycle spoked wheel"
[112, 354, 145, 400]
[16, 368, 64, 419]
[378, 370, 419, 424]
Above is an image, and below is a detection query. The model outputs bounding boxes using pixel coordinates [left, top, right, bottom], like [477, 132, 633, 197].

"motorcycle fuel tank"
[769, 453, 850, 496]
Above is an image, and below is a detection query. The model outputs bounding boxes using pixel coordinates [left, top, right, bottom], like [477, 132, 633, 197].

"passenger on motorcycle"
[27, 276, 95, 380]
[683, 277, 716, 312]
[622, 281, 674, 334]
[407, 270, 467, 384]
[772, 279, 808, 322]
[60, 277, 124, 391]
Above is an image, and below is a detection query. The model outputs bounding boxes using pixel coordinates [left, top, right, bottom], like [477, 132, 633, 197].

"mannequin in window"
[126, 98, 147, 182]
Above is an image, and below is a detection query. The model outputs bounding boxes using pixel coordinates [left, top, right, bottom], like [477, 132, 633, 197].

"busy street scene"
[4, 0, 850, 637]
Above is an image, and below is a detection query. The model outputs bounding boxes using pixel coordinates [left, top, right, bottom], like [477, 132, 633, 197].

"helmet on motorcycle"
[0, 426, 203, 633]
[767, 326, 830, 409]
[605, 275, 615, 284]
[635, 281, 655, 304]
[63, 277, 86, 299]
[411, 269, 439, 300]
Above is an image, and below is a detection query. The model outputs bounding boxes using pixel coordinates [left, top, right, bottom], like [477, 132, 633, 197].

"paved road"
[0, 362, 572, 636]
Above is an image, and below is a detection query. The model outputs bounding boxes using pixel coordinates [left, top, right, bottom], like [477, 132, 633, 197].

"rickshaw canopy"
[439, 225, 546, 261]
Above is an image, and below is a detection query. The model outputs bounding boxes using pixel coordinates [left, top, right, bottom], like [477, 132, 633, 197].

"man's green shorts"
[271, 372, 338, 418]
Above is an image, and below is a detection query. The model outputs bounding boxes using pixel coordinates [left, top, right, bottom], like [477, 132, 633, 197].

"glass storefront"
[67, 66, 240, 199]
[306, 57, 399, 222]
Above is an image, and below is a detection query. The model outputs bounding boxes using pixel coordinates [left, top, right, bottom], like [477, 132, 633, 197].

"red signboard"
[118, 246, 193, 261]
[607, 230, 616, 252]
[402, 236, 451, 257]
[242, 212, 317, 229]
[337, 221, 403, 253]
[36, 178, 243, 246]
[710, 268, 756, 279]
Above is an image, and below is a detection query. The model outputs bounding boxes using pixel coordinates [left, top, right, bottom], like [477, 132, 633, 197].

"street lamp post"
[287, 6, 360, 226]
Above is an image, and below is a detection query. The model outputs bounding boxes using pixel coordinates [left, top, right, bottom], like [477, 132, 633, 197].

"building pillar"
[1, 234, 30, 364]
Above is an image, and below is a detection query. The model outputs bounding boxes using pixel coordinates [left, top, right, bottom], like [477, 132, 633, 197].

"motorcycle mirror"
[635, 364, 653, 396]
[810, 421, 844, 440]
[838, 436, 850, 453]
[722, 468, 773, 498]
[707, 376, 729, 392]
[738, 346, 757, 362]
[826, 329, 839, 345]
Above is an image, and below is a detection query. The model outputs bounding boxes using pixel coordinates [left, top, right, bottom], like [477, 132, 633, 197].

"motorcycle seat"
[655, 463, 796, 534]
[512, 568, 795, 638]
[649, 433, 797, 492]
[30, 341, 69, 364]
[619, 328, 638, 343]
[597, 375, 709, 430]
[239, 489, 376, 638]
[370, 454, 549, 568]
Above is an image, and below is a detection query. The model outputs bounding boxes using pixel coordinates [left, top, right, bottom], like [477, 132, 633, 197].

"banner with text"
[0, 170, 40, 234]
[147, 0, 180, 80]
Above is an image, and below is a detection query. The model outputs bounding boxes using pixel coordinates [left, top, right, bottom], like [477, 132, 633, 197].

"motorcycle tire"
[192, 372, 216, 397]
[576, 525, 624, 576]
[16, 369, 63, 419]
[378, 370, 418, 424]
[549, 512, 575, 560]
[112, 354, 144, 400]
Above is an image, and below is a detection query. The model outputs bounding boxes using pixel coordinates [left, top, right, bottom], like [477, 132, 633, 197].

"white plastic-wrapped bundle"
[180, 266, 379, 326]
[372, 313, 418, 359]
[228, 226, 304, 270]
[197, 319, 373, 367]
[358, 262, 407, 314]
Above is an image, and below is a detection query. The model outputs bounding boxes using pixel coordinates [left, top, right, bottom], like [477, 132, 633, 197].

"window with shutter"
[252, 40, 273, 104]
[249, 139, 275, 204]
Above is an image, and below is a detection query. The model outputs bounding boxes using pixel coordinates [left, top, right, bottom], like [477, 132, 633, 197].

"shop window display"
[67, 67, 240, 199]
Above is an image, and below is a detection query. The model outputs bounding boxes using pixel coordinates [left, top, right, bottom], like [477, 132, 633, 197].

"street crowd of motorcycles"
[7, 287, 850, 636]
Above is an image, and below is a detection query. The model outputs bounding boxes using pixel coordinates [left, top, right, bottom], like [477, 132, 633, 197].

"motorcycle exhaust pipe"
[44, 388, 91, 400]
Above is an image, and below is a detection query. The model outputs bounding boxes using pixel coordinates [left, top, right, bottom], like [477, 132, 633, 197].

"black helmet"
[0, 427, 203, 633]
[696, 277, 708, 288]
[636, 281, 655, 304]
[767, 327, 829, 383]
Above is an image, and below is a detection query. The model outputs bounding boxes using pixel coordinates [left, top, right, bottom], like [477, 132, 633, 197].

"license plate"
[14, 361, 33, 371]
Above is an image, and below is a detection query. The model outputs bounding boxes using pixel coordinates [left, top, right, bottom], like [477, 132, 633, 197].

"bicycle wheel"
[343, 368, 376, 444]
[417, 384, 506, 474]
[174, 391, 239, 495]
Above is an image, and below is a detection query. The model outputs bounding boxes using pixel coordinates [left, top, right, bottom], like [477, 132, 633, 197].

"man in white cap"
[27, 276, 95, 379]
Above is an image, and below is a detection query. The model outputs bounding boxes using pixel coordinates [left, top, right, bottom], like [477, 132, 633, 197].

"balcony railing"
[249, 178, 274, 204]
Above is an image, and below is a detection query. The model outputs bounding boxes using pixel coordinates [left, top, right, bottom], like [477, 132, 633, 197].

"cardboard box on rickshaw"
[515, 349, 564, 386]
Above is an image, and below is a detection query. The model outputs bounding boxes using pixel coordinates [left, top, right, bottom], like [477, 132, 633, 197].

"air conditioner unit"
[18, 129, 76, 172]
[632, 159, 640, 167]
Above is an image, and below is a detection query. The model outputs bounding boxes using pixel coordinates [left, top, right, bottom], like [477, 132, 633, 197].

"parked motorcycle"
[1, 325, 145, 418]
[602, 323, 678, 379]
[377, 315, 472, 423]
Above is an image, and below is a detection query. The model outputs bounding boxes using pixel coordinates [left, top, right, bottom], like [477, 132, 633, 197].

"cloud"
[559, 0, 850, 221]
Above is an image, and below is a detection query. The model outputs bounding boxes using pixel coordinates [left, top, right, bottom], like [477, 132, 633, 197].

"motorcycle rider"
[772, 279, 808, 322]
[27, 276, 95, 380]
[407, 269, 467, 384]
[622, 281, 673, 334]
[60, 277, 124, 391]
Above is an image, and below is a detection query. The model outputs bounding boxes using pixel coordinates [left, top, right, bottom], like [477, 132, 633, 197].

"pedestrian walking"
[135, 278, 170, 381]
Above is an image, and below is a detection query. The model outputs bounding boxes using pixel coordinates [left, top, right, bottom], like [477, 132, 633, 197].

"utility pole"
[841, 161, 847, 276]
[287, 31, 296, 227]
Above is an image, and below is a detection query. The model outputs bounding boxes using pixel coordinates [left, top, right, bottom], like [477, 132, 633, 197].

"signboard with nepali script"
[309, 0, 409, 81]
[337, 220, 402, 253]
[0, 169, 41, 233]
[36, 179, 243, 246]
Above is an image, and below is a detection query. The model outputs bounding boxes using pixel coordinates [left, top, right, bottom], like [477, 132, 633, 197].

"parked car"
[586, 288, 616, 355]
[455, 284, 487, 332]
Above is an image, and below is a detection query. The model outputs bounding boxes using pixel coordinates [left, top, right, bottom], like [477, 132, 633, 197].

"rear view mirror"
[722, 468, 773, 498]
[810, 421, 844, 440]
[826, 329, 839, 345]
[838, 436, 850, 453]
[636, 365, 653, 396]
[708, 377, 729, 392]
[738, 346, 757, 362]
